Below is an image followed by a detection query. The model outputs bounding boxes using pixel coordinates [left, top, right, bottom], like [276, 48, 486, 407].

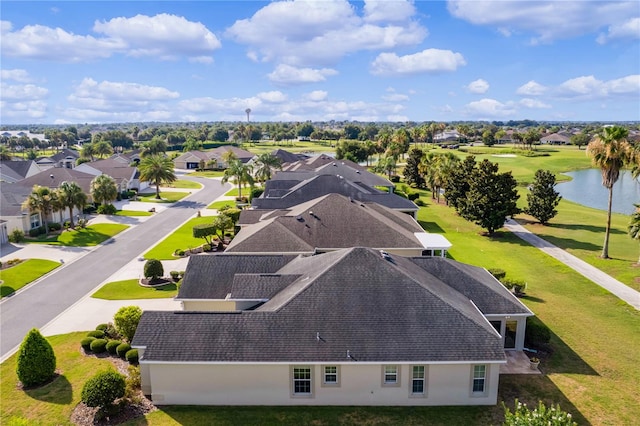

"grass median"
[0, 259, 61, 297]
[91, 279, 177, 300]
[138, 192, 189, 203]
[144, 216, 214, 260]
[25, 223, 128, 246]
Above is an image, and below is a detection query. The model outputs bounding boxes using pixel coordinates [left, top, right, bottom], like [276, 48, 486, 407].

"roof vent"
[296, 216, 304, 222]
[379, 250, 393, 261]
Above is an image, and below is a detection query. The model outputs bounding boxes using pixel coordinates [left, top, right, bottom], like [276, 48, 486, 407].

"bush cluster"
[106, 340, 122, 355]
[47, 222, 62, 232]
[87, 330, 105, 338]
[81, 323, 137, 364]
[488, 268, 506, 280]
[28, 226, 46, 237]
[90, 339, 108, 353]
[81, 337, 96, 351]
[116, 343, 131, 358]
[8, 229, 25, 243]
[6, 258, 22, 266]
[503, 399, 576, 425]
[96, 204, 117, 215]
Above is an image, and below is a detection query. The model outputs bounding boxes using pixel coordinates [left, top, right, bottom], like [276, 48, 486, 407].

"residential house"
[75, 158, 144, 192]
[133, 247, 533, 406]
[0, 160, 42, 183]
[270, 149, 310, 167]
[230, 193, 450, 256]
[35, 148, 80, 170]
[173, 146, 255, 170]
[540, 133, 571, 145]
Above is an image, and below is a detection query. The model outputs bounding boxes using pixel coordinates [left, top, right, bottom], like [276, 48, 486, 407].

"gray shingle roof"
[227, 194, 425, 253]
[134, 248, 509, 363]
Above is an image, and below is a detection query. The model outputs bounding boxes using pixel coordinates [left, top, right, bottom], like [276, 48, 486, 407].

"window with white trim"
[324, 365, 338, 385]
[30, 214, 41, 229]
[411, 365, 425, 394]
[293, 367, 312, 395]
[472, 365, 486, 394]
[383, 365, 399, 385]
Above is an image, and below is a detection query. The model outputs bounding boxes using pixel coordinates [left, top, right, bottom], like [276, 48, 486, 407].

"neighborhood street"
[0, 175, 230, 360]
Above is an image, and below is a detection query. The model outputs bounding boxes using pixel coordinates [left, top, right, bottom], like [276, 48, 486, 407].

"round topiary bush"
[81, 337, 96, 351]
[116, 343, 131, 358]
[16, 328, 56, 387]
[106, 340, 122, 355]
[81, 369, 126, 410]
[87, 330, 105, 338]
[96, 324, 108, 332]
[125, 349, 139, 364]
[143, 259, 164, 281]
[90, 339, 108, 353]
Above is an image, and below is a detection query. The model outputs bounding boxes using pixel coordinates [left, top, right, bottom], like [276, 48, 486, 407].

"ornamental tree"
[16, 328, 56, 387]
[143, 259, 164, 281]
[525, 169, 562, 225]
[113, 306, 142, 342]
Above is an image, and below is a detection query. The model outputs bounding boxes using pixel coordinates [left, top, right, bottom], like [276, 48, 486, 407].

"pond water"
[557, 169, 639, 215]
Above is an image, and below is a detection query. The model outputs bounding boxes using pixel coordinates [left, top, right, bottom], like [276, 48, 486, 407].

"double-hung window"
[411, 365, 425, 395]
[472, 365, 486, 394]
[383, 365, 399, 386]
[324, 366, 338, 385]
[292, 367, 312, 396]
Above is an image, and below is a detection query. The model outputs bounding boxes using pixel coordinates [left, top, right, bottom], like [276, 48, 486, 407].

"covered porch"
[500, 350, 541, 375]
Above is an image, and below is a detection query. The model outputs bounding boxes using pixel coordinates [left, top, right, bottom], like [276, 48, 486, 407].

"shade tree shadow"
[24, 373, 73, 404]
[549, 222, 626, 235]
[417, 220, 446, 234]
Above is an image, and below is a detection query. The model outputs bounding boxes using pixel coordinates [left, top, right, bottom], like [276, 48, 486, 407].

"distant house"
[75, 158, 144, 192]
[173, 146, 255, 170]
[434, 130, 461, 142]
[133, 247, 533, 406]
[270, 149, 310, 167]
[540, 133, 571, 145]
[35, 148, 80, 170]
[230, 193, 450, 257]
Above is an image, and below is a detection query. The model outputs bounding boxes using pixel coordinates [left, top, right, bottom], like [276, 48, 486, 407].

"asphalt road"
[0, 175, 230, 359]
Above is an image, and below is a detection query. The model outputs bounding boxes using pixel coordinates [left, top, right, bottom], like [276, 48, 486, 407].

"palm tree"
[90, 174, 118, 206]
[81, 142, 96, 161]
[22, 185, 58, 234]
[222, 158, 254, 199]
[586, 126, 634, 258]
[93, 140, 113, 158]
[57, 181, 87, 227]
[138, 154, 177, 199]
[629, 204, 640, 265]
[253, 153, 282, 183]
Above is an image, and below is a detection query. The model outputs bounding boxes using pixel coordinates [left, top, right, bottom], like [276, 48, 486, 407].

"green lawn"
[164, 179, 202, 189]
[186, 170, 225, 178]
[0, 259, 60, 297]
[207, 199, 236, 210]
[143, 216, 215, 260]
[91, 279, 177, 300]
[138, 192, 189, 203]
[115, 210, 153, 217]
[25, 223, 128, 246]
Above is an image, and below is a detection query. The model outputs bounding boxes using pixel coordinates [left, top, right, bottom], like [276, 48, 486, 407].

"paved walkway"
[505, 219, 640, 310]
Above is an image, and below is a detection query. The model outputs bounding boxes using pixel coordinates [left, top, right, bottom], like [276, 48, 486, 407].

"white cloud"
[0, 100, 47, 119]
[363, 0, 416, 23]
[1, 69, 33, 83]
[268, 64, 338, 85]
[382, 93, 410, 102]
[370, 48, 466, 76]
[464, 98, 516, 118]
[226, 0, 426, 66]
[519, 98, 551, 109]
[93, 14, 221, 60]
[516, 80, 548, 96]
[257, 91, 287, 103]
[597, 17, 640, 44]
[305, 90, 328, 101]
[466, 78, 489, 94]
[447, 0, 639, 44]
[1, 83, 48, 100]
[387, 114, 409, 122]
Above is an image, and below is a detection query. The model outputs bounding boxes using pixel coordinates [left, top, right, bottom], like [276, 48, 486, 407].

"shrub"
[250, 187, 264, 199]
[407, 192, 420, 201]
[47, 222, 62, 231]
[170, 271, 180, 281]
[501, 278, 526, 290]
[488, 268, 507, 280]
[90, 339, 108, 353]
[143, 259, 164, 281]
[28, 226, 45, 237]
[176, 249, 185, 257]
[106, 340, 122, 355]
[8, 229, 25, 243]
[97, 204, 117, 215]
[87, 330, 105, 338]
[81, 337, 96, 351]
[525, 317, 551, 348]
[96, 323, 108, 331]
[414, 198, 425, 206]
[114, 306, 142, 342]
[16, 328, 56, 387]
[116, 343, 131, 358]
[125, 349, 139, 364]
[503, 399, 576, 426]
[83, 204, 97, 214]
[202, 243, 212, 252]
[124, 365, 141, 400]
[81, 369, 126, 410]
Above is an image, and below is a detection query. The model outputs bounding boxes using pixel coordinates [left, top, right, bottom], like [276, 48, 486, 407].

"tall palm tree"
[222, 158, 254, 199]
[57, 181, 87, 227]
[22, 185, 57, 234]
[138, 154, 177, 199]
[253, 153, 282, 183]
[81, 142, 96, 161]
[586, 126, 633, 258]
[93, 140, 113, 158]
[90, 174, 118, 206]
[629, 204, 640, 265]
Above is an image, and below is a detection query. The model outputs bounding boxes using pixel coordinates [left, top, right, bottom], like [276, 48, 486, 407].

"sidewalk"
[505, 219, 640, 310]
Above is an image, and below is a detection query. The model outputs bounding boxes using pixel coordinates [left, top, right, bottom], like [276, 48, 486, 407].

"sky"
[1, 0, 639, 125]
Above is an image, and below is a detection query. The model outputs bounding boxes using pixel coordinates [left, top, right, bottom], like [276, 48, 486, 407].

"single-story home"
[132, 247, 533, 406]
[174, 146, 255, 170]
[75, 158, 144, 192]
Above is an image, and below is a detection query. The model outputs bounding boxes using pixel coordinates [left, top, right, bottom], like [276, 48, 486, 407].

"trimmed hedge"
[488, 268, 507, 280]
[116, 343, 131, 358]
[87, 330, 105, 338]
[89, 339, 108, 353]
[106, 340, 122, 355]
[16, 328, 57, 387]
[81, 369, 126, 409]
[125, 349, 139, 364]
[96, 324, 108, 332]
[81, 337, 96, 351]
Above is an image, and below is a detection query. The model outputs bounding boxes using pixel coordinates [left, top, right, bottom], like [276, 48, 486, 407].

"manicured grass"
[115, 210, 153, 217]
[25, 223, 128, 246]
[0, 259, 60, 297]
[138, 192, 189, 203]
[224, 187, 239, 197]
[91, 279, 177, 300]
[164, 179, 202, 189]
[186, 170, 225, 178]
[207, 199, 236, 210]
[0, 332, 116, 425]
[241, 140, 335, 155]
[143, 216, 215, 260]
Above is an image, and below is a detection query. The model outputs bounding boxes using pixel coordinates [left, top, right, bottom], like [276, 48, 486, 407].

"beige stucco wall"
[143, 362, 500, 406]
[181, 300, 261, 311]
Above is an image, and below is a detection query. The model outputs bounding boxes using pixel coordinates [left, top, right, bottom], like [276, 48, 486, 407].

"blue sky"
[1, 1, 639, 124]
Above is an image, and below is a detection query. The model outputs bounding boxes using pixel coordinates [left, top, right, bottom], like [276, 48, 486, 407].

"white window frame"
[291, 366, 313, 398]
[382, 365, 400, 387]
[322, 365, 340, 387]
[30, 213, 41, 229]
[471, 365, 487, 396]
[410, 365, 427, 397]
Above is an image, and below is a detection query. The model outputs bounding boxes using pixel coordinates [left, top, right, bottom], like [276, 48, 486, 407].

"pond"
[557, 169, 639, 215]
